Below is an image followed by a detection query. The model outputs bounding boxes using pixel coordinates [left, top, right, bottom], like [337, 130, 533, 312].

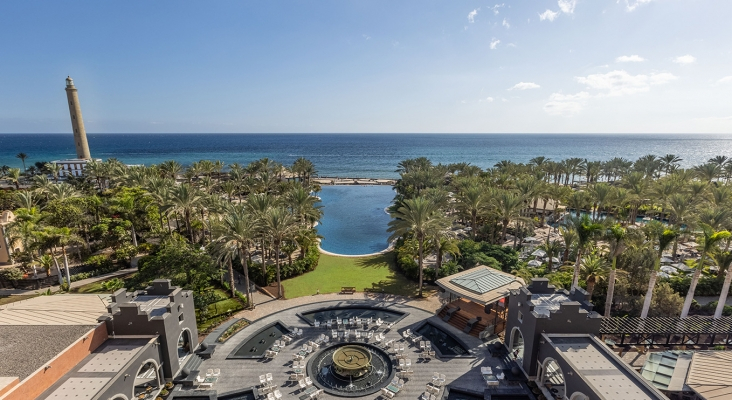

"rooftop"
[131, 295, 171, 317]
[686, 351, 732, 399]
[436, 265, 524, 305]
[530, 293, 572, 317]
[36, 338, 152, 400]
[0, 294, 110, 326]
[545, 334, 667, 400]
[0, 325, 98, 380]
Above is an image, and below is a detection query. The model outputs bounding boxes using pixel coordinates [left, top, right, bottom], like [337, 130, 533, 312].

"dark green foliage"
[138, 234, 216, 292]
[457, 240, 518, 272]
[248, 244, 320, 286]
[669, 275, 730, 297]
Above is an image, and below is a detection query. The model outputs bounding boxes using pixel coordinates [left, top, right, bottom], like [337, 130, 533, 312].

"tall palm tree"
[712, 251, 732, 319]
[604, 224, 626, 317]
[15, 153, 27, 172]
[641, 222, 678, 318]
[493, 191, 526, 242]
[680, 224, 731, 318]
[457, 184, 489, 239]
[261, 207, 297, 298]
[213, 205, 259, 307]
[539, 240, 563, 272]
[388, 197, 448, 297]
[432, 235, 460, 277]
[566, 215, 604, 290]
[168, 184, 203, 242]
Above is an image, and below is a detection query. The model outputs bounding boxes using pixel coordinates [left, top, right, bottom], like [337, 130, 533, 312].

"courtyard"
[172, 296, 533, 400]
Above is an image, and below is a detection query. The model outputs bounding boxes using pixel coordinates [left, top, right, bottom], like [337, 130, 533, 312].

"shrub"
[0, 267, 23, 280]
[113, 244, 139, 265]
[102, 278, 125, 291]
[85, 254, 114, 270]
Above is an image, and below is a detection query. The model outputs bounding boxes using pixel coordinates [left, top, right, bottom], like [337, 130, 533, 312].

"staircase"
[173, 354, 205, 387]
[438, 306, 497, 338]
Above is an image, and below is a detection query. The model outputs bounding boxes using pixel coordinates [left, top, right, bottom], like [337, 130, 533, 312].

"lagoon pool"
[316, 185, 393, 256]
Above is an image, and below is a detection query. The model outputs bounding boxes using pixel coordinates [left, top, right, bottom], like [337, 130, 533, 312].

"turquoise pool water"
[316, 185, 393, 255]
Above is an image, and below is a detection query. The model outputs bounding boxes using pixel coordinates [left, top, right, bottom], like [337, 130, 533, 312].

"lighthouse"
[53, 77, 99, 178]
[64, 76, 91, 159]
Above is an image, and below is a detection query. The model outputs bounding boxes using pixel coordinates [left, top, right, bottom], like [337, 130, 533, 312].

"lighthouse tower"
[65, 76, 91, 160]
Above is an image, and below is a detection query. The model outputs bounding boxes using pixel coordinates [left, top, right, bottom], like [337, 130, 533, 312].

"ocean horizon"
[2, 133, 731, 179]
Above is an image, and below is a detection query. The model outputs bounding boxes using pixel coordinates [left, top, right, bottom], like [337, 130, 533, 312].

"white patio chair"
[405, 359, 411, 368]
[305, 376, 313, 387]
[306, 345, 313, 353]
[267, 393, 275, 400]
[289, 373, 299, 382]
[299, 379, 307, 390]
[213, 368, 220, 376]
[437, 374, 446, 386]
[398, 359, 405, 369]
[266, 373, 273, 382]
[323, 335, 330, 343]
[314, 320, 320, 328]
[259, 375, 267, 385]
[274, 390, 283, 400]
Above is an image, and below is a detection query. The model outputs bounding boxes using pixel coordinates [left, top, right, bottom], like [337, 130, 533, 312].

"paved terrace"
[190, 297, 515, 399]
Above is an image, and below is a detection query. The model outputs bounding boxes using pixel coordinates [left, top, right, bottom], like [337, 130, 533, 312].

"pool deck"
[190, 297, 521, 400]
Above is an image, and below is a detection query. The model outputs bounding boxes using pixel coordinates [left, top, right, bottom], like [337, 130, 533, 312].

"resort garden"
[2, 152, 732, 334]
[388, 155, 732, 319]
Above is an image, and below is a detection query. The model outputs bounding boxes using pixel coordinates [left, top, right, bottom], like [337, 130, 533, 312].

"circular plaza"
[179, 296, 514, 400]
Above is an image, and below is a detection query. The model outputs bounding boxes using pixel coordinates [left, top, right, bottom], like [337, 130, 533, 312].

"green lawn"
[281, 252, 431, 299]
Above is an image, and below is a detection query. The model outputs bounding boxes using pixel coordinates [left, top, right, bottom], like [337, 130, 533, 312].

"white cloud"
[544, 92, 590, 116]
[468, 9, 478, 23]
[491, 4, 505, 15]
[558, 0, 577, 14]
[479, 97, 495, 103]
[509, 82, 541, 90]
[362, 34, 371, 40]
[616, 54, 645, 63]
[623, 0, 654, 12]
[490, 39, 501, 50]
[673, 54, 696, 64]
[650, 72, 678, 85]
[717, 76, 732, 85]
[507, 43, 517, 48]
[539, 10, 559, 21]
[502, 18, 510, 28]
[575, 70, 677, 96]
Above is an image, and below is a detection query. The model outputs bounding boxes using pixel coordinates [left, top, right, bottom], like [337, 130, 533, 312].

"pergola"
[600, 316, 732, 347]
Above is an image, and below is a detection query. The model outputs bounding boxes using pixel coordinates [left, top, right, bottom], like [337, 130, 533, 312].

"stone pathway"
[233, 291, 445, 321]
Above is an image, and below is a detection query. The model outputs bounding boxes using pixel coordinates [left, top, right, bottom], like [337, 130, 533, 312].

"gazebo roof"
[436, 265, 524, 305]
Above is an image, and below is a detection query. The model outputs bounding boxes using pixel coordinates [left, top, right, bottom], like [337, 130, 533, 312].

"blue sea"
[2, 133, 732, 179]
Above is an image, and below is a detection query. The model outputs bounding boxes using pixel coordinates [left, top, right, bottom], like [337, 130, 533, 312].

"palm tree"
[539, 240, 563, 272]
[6, 168, 21, 189]
[559, 226, 576, 263]
[493, 191, 526, 242]
[111, 194, 139, 247]
[168, 184, 203, 242]
[681, 224, 731, 318]
[604, 224, 626, 317]
[213, 205, 259, 307]
[641, 222, 678, 318]
[16, 153, 27, 172]
[44, 162, 62, 183]
[712, 251, 732, 319]
[566, 215, 604, 290]
[261, 207, 297, 298]
[432, 235, 460, 277]
[659, 154, 682, 175]
[388, 197, 448, 297]
[579, 254, 609, 296]
[38, 253, 55, 277]
[457, 184, 489, 239]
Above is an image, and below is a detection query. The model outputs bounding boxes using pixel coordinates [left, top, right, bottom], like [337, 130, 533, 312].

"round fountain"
[332, 345, 372, 379]
[308, 343, 394, 397]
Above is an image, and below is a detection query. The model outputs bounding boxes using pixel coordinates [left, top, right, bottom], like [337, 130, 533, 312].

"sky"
[0, 0, 731, 134]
